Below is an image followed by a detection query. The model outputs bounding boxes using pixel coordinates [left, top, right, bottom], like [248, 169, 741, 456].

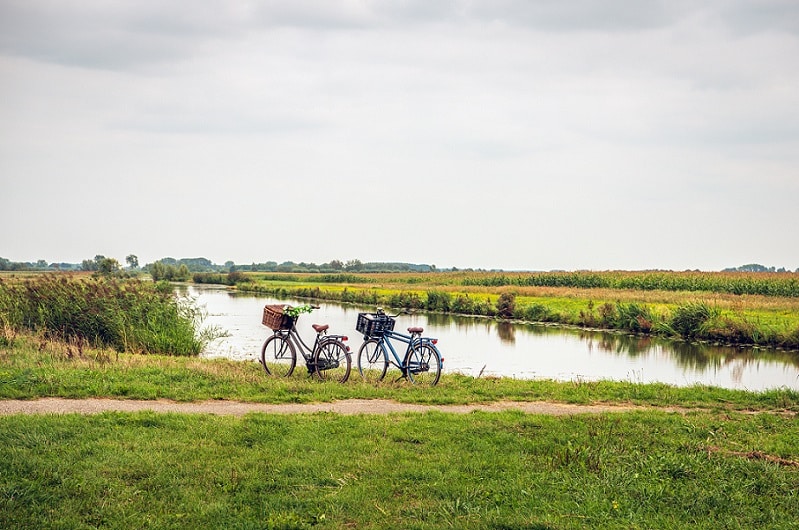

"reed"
[0, 274, 212, 355]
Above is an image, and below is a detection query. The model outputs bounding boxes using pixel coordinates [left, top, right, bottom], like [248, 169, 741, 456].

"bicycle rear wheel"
[357, 339, 388, 382]
[313, 340, 351, 383]
[260, 334, 296, 377]
[404, 343, 441, 386]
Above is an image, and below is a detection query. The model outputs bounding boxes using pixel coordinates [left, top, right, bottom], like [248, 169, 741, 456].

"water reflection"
[496, 322, 516, 344]
[186, 286, 799, 391]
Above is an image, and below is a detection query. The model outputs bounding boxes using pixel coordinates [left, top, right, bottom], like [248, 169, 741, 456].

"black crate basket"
[356, 312, 395, 337]
[262, 304, 295, 331]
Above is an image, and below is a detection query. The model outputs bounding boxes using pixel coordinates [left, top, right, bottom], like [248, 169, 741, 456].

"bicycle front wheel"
[357, 339, 388, 382]
[313, 340, 351, 383]
[404, 343, 441, 386]
[260, 334, 296, 377]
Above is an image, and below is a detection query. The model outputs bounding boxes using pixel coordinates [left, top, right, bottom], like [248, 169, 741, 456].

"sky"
[1, 0, 798, 271]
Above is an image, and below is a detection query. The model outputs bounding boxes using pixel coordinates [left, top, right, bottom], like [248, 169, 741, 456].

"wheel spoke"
[260, 334, 295, 377]
[314, 340, 351, 383]
[405, 344, 441, 386]
[357, 339, 388, 383]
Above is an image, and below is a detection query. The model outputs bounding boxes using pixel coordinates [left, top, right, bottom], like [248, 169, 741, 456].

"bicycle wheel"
[260, 334, 296, 377]
[404, 343, 441, 386]
[313, 339, 351, 383]
[357, 339, 388, 382]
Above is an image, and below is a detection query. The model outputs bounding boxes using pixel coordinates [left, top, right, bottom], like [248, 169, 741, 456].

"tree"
[329, 259, 343, 270]
[126, 254, 139, 269]
[150, 261, 167, 281]
[344, 259, 363, 271]
[175, 264, 191, 281]
[97, 257, 122, 276]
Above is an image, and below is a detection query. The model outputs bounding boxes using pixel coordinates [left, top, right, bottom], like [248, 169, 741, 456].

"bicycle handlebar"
[376, 307, 410, 318]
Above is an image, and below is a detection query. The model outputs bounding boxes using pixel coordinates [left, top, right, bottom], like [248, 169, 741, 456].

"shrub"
[669, 302, 720, 339]
[426, 291, 452, 312]
[496, 292, 516, 319]
[615, 303, 654, 333]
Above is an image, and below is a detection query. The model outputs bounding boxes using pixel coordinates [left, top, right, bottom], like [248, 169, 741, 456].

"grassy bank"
[224, 272, 799, 350]
[2, 409, 798, 529]
[2, 334, 798, 410]
[0, 274, 215, 355]
[3, 336, 798, 528]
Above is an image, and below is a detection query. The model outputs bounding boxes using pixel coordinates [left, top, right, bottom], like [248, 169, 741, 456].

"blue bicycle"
[355, 309, 443, 386]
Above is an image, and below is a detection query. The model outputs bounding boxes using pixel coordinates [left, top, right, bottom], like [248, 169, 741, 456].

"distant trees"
[723, 263, 791, 273]
[97, 257, 122, 275]
[345, 259, 363, 271]
[149, 261, 191, 282]
[126, 254, 139, 269]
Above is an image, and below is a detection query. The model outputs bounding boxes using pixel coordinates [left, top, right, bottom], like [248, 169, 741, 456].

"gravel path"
[0, 398, 643, 416]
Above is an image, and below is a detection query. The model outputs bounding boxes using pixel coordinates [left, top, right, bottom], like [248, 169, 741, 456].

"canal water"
[184, 285, 799, 391]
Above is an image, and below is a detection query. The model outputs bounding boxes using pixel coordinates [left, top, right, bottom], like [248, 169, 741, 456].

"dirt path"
[0, 398, 646, 416]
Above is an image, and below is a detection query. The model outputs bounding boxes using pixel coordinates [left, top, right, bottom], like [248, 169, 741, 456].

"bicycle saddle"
[312, 324, 329, 333]
[407, 326, 424, 334]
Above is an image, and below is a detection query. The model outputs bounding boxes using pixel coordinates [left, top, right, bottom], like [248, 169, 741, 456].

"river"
[183, 285, 799, 391]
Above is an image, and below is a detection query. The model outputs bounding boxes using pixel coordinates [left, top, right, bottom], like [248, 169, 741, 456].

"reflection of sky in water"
[186, 286, 799, 391]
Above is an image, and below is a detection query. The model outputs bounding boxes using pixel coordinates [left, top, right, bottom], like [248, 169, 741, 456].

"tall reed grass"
[0, 274, 212, 355]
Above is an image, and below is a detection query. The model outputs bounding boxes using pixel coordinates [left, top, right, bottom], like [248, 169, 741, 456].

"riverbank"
[221, 271, 799, 350]
[3, 333, 797, 410]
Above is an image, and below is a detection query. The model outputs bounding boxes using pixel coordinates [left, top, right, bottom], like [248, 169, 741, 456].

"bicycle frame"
[274, 325, 323, 363]
[377, 329, 432, 370]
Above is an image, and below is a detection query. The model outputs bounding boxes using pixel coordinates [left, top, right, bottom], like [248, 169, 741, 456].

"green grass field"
[2, 405, 798, 529]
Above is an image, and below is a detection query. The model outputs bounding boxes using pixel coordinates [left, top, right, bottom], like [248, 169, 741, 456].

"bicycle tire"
[357, 339, 388, 382]
[260, 334, 296, 377]
[313, 339, 351, 383]
[404, 343, 441, 386]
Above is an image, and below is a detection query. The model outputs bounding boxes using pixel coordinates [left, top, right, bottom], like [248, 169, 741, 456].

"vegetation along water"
[201, 270, 799, 350]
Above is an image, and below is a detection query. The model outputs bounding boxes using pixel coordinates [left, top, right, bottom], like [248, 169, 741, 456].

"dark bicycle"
[260, 304, 352, 383]
[355, 308, 443, 386]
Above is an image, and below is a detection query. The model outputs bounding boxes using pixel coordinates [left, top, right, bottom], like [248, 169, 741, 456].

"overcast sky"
[1, 1, 797, 271]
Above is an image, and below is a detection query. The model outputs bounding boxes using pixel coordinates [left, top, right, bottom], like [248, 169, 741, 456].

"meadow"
[2, 335, 799, 529]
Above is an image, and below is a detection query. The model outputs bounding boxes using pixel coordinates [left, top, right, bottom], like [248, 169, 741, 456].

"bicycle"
[260, 304, 352, 383]
[355, 308, 443, 386]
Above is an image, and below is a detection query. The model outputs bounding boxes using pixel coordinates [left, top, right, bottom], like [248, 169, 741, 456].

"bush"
[615, 303, 654, 333]
[496, 292, 516, 319]
[669, 302, 720, 339]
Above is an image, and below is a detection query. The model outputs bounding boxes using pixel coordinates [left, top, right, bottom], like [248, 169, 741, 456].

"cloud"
[1, 1, 798, 270]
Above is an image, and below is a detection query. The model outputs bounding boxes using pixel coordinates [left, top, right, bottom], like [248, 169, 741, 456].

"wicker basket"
[262, 304, 295, 330]
[356, 312, 395, 337]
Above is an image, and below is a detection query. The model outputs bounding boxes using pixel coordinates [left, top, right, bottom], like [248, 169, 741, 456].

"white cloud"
[1, 1, 798, 270]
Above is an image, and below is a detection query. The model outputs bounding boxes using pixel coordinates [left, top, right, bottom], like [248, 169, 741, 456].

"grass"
[2, 336, 798, 528]
[3, 334, 798, 411]
[2, 409, 798, 529]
